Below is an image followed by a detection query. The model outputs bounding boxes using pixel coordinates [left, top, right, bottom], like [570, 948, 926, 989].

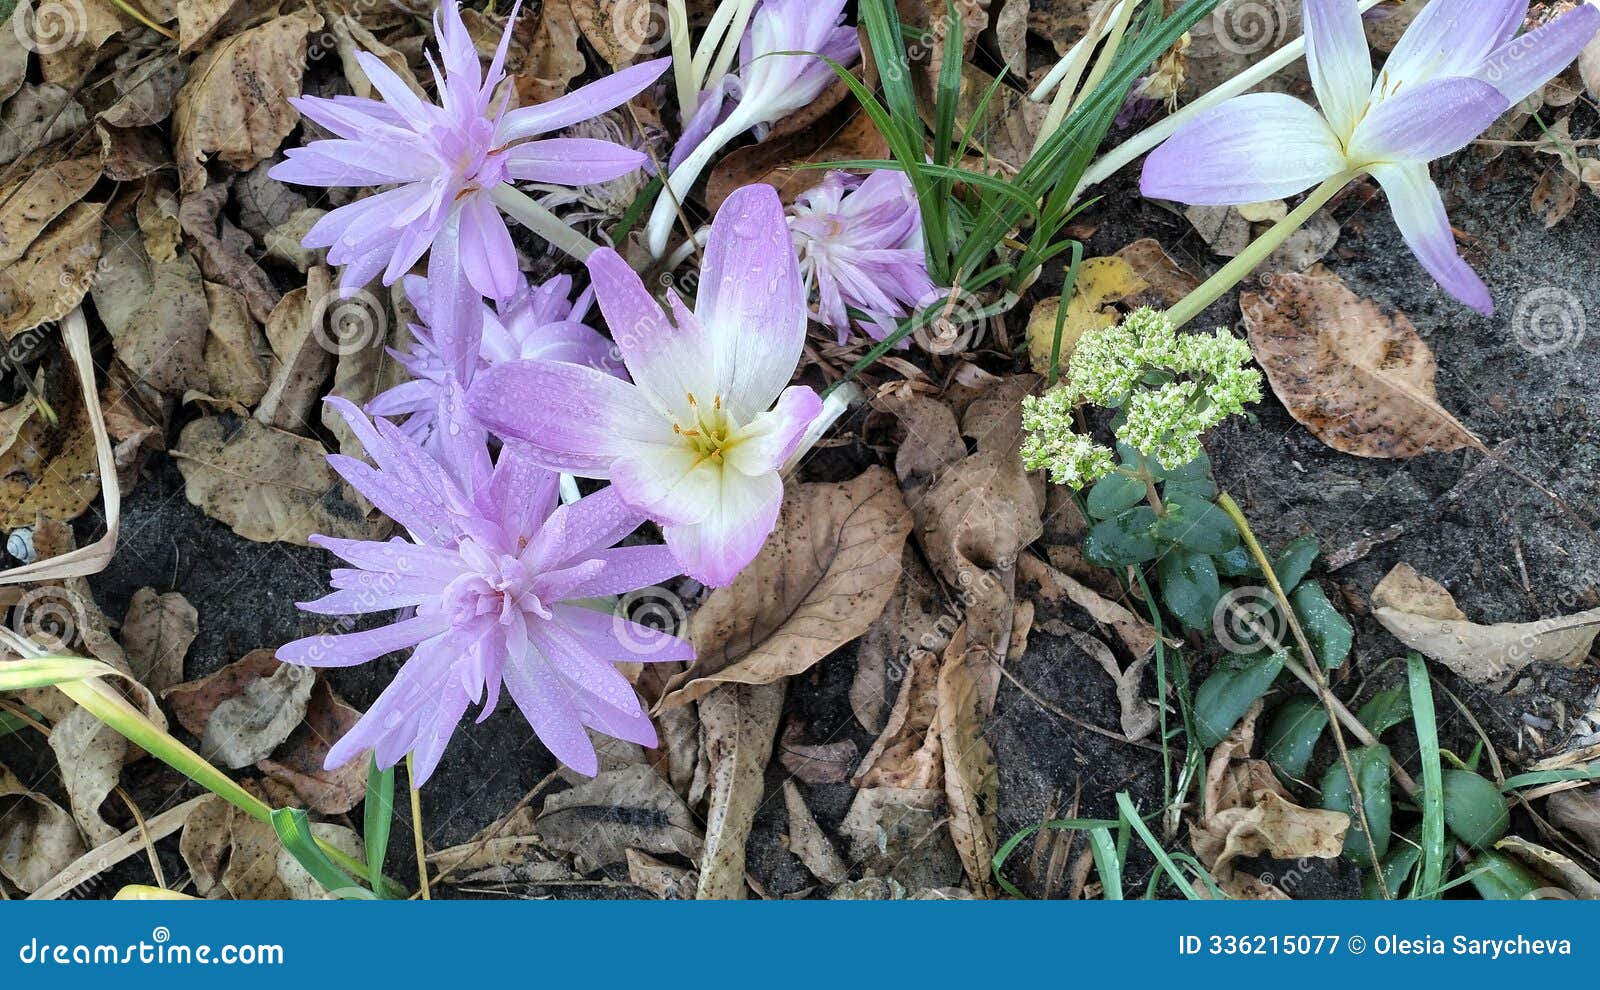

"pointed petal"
[661, 469, 782, 587]
[1140, 93, 1345, 205]
[1369, 162, 1493, 315]
[610, 447, 722, 526]
[1380, 0, 1527, 88]
[456, 192, 520, 302]
[502, 139, 648, 185]
[497, 57, 671, 141]
[696, 184, 807, 420]
[558, 545, 684, 598]
[552, 603, 695, 665]
[503, 647, 599, 776]
[724, 385, 821, 476]
[1304, 0, 1373, 138]
[1350, 77, 1507, 165]
[1473, 4, 1600, 106]
[585, 246, 711, 416]
[424, 210, 486, 383]
[277, 613, 450, 668]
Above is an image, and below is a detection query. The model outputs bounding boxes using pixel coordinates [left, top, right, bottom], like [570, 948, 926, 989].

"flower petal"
[1369, 161, 1493, 315]
[661, 469, 782, 587]
[456, 192, 520, 302]
[503, 646, 599, 776]
[497, 57, 671, 141]
[610, 446, 722, 527]
[725, 385, 821, 476]
[696, 184, 807, 421]
[1349, 77, 1507, 165]
[277, 613, 450, 668]
[1380, 0, 1527, 89]
[502, 138, 647, 185]
[1139, 93, 1344, 205]
[1304, 0, 1373, 139]
[584, 246, 712, 417]
[1473, 4, 1600, 106]
[553, 603, 695, 665]
[467, 359, 674, 475]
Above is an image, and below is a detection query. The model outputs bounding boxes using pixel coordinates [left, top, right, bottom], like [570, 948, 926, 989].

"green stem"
[1166, 174, 1351, 328]
[490, 185, 600, 262]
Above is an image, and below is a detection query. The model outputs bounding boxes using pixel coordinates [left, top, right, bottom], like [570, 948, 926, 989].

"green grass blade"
[271, 808, 375, 900]
[1407, 652, 1447, 899]
[991, 816, 1121, 897]
[1086, 826, 1123, 900]
[1116, 791, 1201, 900]
[1500, 762, 1600, 791]
[364, 758, 396, 896]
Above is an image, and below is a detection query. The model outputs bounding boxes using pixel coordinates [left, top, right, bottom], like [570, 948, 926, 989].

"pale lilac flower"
[468, 185, 821, 587]
[790, 170, 938, 344]
[270, 0, 668, 300]
[277, 386, 690, 783]
[368, 272, 623, 447]
[645, 0, 859, 255]
[1141, 0, 1600, 314]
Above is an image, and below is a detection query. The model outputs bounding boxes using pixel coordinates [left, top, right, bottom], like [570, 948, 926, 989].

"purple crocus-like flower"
[270, 0, 668, 300]
[368, 272, 623, 446]
[277, 386, 691, 783]
[1140, 0, 1600, 314]
[790, 170, 938, 345]
[468, 184, 821, 587]
[645, 0, 859, 255]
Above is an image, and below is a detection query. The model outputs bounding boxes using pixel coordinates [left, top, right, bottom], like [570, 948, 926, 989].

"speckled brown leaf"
[172, 416, 389, 545]
[695, 679, 785, 899]
[0, 764, 87, 892]
[514, 0, 586, 104]
[173, 9, 322, 192]
[120, 587, 198, 695]
[1241, 271, 1479, 458]
[936, 627, 997, 896]
[257, 678, 369, 815]
[0, 157, 101, 267]
[658, 467, 912, 709]
[536, 764, 703, 872]
[782, 779, 848, 884]
[163, 649, 315, 769]
[0, 201, 103, 341]
[203, 281, 272, 407]
[0, 372, 100, 528]
[569, 0, 664, 67]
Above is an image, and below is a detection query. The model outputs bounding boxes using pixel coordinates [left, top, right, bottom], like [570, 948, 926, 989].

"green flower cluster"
[1020, 307, 1262, 486]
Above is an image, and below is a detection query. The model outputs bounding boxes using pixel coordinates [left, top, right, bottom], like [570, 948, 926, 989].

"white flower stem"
[1166, 174, 1350, 328]
[491, 184, 601, 261]
[693, 0, 746, 83]
[644, 113, 750, 258]
[667, 0, 698, 122]
[1074, 0, 1385, 197]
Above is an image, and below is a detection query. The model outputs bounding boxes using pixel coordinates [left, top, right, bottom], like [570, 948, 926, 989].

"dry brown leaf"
[1019, 553, 1159, 660]
[706, 105, 889, 213]
[1372, 562, 1600, 685]
[849, 546, 949, 734]
[1190, 702, 1349, 898]
[0, 764, 87, 893]
[178, 182, 282, 323]
[256, 677, 367, 814]
[659, 467, 911, 709]
[936, 629, 998, 896]
[331, 12, 426, 101]
[1065, 627, 1157, 740]
[1114, 238, 1200, 309]
[202, 281, 273, 407]
[172, 415, 389, 546]
[0, 84, 87, 167]
[0, 201, 104, 340]
[782, 779, 848, 885]
[164, 649, 316, 768]
[255, 274, 335, 432]
[536, 764, 703, 873]
[776, 720, 858, 785]
[513, 0, 586, 105]
[0, 157, 101, 267]
[839, 785, 964, 888]
[276, 822, 364, 899]
[1533, 165, 1581, 228]
[625, 848, 699, 899]
[101, 245, 211, 395]
[1241, 270, 1479, 458]
[569, 0, 665, 67]
[853, 636, 942, 789]
[120, 587, 198, 695]
[0, 367, 101, 527]
[1495, 835, 1600, 899]
[173, 8, 323, 192]
[695, 680, 785, 899]
[1548, 788, 1600, 857]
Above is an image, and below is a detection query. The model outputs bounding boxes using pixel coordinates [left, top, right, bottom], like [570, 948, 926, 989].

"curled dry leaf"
[626, 848, 700, 899]
[173, 8, 323, 193]
[536, 764, 703, 873]
[694, 680, 785, 899]
[839, 785, 964, 889]
[172, 415, 390, 546]
[179, 181, 283, 325]
[0, 201, 104, 341]
[777, 720, 858, 785]
[1495, 835, 1600, 899]
[1548, 788, 1600, 858]
[0, 764, 87, 893]
[782, 779, 848, 885]
[936, 630, 998, 897]
[511, 0, 586, 105]
[0, 85, 87, 167]
[1372, 563, 1600, 686]
[202, 281, 273, 407]
[255, 268, 336, 433]
[0, 157, 101, 268]
[164, 649, 316, 769]
[256, 678, 368, 815]
[1065, 626, 1157, 741]
[1019, 553, 1158, 660]
[1190, 702, 1349, 899]
[659, 466, 912, 709]
[569, 0, 664, 68]
[1241, 271, 1479, 458]
[849, 546, 948, 734]
[0, 368, 100, 528]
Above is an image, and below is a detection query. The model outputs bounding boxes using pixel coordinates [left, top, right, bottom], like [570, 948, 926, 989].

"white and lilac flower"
[270, 0, 668, 300]
[467, 184, 821, 587]
[644, 0, 859, 256]
[790, 170, 938, 344]
[1140, 0, 1600, 314]
[277, 387, 690, 783]
[368, 272, 623, 447]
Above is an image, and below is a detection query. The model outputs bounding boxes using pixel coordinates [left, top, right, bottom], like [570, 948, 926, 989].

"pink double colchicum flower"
[644, 0, 859, 256]
[469, 184, 821, 587]
[790, 170, 938, 345]
[368, 272, 623, 449]
[1141, 0, 1599, 314]
[271, 0, 667, 301]
[277, 387, 690, 783]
